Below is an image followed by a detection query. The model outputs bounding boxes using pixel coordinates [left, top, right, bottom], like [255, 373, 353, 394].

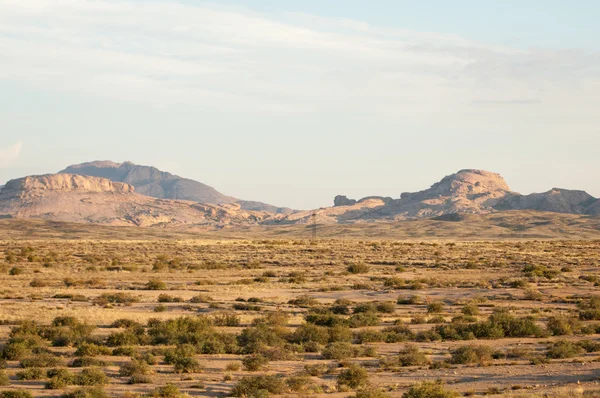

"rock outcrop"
[60, 161, 294, 214]
[276, 169, 599, 224]
[3, 174, 135, 194]
[334, 195, 357, 207]
[0, 174, 279, 227]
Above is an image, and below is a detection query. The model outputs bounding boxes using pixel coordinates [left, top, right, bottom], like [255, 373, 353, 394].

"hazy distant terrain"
[1, 167, 600, 233]
[61, 161, 294, 214]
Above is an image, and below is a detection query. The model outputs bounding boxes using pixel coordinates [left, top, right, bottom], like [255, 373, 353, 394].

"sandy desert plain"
[0, 220, 600, 398]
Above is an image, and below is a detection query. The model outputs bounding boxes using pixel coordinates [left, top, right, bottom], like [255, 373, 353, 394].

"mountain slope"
[60, 161, 294, 214]
[0, 174, 276, 227]
[277, 169, 599, 224]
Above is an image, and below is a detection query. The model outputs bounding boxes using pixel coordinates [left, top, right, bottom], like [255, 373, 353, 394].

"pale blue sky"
[1, 1, 599, 208]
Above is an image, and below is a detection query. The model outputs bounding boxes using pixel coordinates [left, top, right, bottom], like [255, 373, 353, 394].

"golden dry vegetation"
[0, 224, 600, 397]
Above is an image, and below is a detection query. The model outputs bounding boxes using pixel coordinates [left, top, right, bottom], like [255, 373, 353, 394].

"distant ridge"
[60, 161, 294, 214]
[0, 173, 279, 227]
[279, 169, 600, 224]
[1, 167, 599, 228]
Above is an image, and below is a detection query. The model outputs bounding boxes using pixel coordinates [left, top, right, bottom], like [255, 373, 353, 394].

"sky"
[1, 1, 599, 209]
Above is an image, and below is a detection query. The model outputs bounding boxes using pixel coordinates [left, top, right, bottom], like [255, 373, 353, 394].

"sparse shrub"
[119, 360, 152, 377]
[73, 368, 107, 386]
[546, 340, 584, 359]
[427, 301, 444, 314]
[402, 381, 459, 398]
[286, 375, 311, 392]
[62, 386, 109, 398]
[225, 362, 241, 371]
[242, 354, 269, 371]
[157, 294, 183, 303]
[213, 312, 241, 327]
[74, 344, 111, 357]
[322, 342, 360, 360]
[69, 358, 107, 368]
[461, 303, 479, 316]
[355, 388, 391, 398]
[231, 375, 286, 397]
[46, 368, 74, 389]
[398, 345, 430, 366]
[9, 267, 24, 276]
[189, 294, 212, 303]
[0, 371, 8, 386]
[0, 391, 34, 398]
[376, 302, 396, 314]
[337, 363, 369, 389]
[288, 295, 319, 308]
[16, 367, 44, 380]
[304, 364, 327, 376]
[20, 353, 61, 368]
[347, 263, 370, 274]
[547, 316, 580, 336]
[145, 279, 167, 290]
[450, 345, 494, 365]
[153, 384, 183, 398]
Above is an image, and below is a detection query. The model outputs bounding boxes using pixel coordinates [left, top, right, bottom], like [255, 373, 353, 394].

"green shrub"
[347, 263, 370, 274]
[546, 340, 584, 359]
[189, 294, 212, 303]
[145, 279, 167, 290]
[62, 386, 109, 398]
[427, 302, 444, 314]
[16, 367, 44, 380]
[157, 294, 183, 303]
[119, 360, 152, 377]
[286, 375, 311, 392]
[9, 267, 24, 276]
[546, 316, 580, 336]
[128, 374, 152, 384]
[242, 354, 269, 371]
[73, 368, 107, 386]
[231, 375, 287, 397]
[337, 364, 369, 389]
[153, 384, 183, 398]
[0, 371, 8, 386]
[450, 345, 495, 365]
[74, 344, 111, 357]
[69, 358, 107, 368]
[0, 391, 35, 398]
[322, 342, 360, 360]
[402, 381, 459, 398]
[46, 368, 74, 389]
[375, 302, 396, 314]
[461, 303, 479, 316]
[398, 345, 430, 367]
[355, 388, 391, 398]
[20, 353, 61, 368]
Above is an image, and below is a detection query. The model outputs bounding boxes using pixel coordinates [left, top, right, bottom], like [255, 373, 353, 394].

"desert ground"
[0, 222, 600, 397]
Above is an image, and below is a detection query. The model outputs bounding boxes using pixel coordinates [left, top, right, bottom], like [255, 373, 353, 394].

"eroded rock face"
[3, 174, 135, 194]
[334, 195, 357, 207]
[60, 161, 293, 214]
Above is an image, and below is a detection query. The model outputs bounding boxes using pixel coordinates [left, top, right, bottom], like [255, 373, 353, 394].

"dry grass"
[0, 223, 600, 397]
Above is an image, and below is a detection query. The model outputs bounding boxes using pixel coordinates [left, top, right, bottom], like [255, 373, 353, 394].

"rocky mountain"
[0, 174, 278, 227]
[2, 168, 599, 228]
[60, 161, 294, 214]
[277, 169, 600, 224]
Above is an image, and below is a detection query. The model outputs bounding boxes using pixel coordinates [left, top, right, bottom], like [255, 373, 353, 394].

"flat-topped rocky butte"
[0, 167, 599, 228]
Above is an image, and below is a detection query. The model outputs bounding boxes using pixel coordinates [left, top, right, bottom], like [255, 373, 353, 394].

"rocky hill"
[276, 169, 600, 224]
[2, 168, 599, 228]
[60, 161, 294, 214]
[0, 174, 278, 227]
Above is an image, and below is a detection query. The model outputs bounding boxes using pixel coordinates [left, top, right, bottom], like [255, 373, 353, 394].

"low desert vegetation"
[0, 238, 599, 397]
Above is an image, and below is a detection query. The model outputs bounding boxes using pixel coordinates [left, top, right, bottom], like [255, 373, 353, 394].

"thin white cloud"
[0, 142, 23, 167]
[0, 0, 598, 127]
